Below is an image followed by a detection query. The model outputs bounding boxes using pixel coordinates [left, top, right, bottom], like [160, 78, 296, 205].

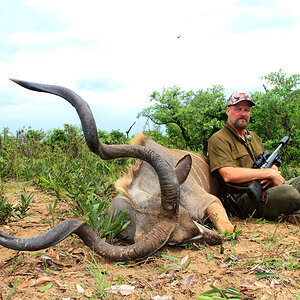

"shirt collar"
[225, 122, 252, 142]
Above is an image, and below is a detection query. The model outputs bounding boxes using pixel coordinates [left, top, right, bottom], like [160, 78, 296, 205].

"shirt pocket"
[253, 144, 264, 158]
[232, 149, 253, 168]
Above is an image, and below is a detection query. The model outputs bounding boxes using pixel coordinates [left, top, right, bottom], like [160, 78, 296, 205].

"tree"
[98, 129, 128, 145]
[250, 70, 300, 162]
[184, 85, 227, 150]
[16, 127, 46, 158]
[138, 86, 193, 148]
[64, 124, 84, 157]
[46, 128, 68, 150]
[138, 85, 227, 150]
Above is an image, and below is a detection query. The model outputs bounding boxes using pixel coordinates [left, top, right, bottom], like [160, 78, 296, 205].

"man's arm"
[218, 166, 285, 187]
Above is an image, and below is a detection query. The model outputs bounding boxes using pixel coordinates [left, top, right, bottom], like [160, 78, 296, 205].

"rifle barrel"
[263, 135, 289, 168]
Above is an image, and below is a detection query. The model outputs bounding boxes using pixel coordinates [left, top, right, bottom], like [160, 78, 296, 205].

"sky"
[0, 0, 299, 136]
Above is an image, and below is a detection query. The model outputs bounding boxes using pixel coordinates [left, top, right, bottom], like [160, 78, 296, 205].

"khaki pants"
[235, 177, 300, 219]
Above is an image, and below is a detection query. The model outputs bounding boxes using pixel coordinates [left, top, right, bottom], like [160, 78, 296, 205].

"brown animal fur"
[114, 133, 148, 210]
[114, 133, 234, 234]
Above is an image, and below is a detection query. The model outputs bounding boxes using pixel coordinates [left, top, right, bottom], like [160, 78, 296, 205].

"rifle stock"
[247, 180, 263, 206]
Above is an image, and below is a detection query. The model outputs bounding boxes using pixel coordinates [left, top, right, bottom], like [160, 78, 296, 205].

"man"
[207, 92, 300, 221]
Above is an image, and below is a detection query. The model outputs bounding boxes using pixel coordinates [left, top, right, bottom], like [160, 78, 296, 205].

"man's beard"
[233, 117, 249, 130]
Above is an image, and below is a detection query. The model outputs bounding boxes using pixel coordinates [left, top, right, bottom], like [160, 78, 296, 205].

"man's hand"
[260, 178, 274, 189]
[266, 168, 285, 186]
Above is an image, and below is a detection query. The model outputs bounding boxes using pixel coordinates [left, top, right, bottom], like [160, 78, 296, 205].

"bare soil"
[0, 181, 299, 300]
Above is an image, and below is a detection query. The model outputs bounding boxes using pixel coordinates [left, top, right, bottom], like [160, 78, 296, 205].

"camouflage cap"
[227, 92, 255, 107]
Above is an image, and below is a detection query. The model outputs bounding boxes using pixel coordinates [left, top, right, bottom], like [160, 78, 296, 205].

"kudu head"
[0, 79, 222, 261]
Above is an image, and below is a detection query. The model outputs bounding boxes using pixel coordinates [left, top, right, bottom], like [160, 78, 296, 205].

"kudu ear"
[174, 154, 192, 185]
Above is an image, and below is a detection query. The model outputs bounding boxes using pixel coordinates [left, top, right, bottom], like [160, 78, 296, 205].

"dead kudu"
[0, 79, 234, 261]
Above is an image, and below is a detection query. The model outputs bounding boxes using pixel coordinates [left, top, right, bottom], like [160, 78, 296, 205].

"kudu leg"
[206, 200, 234, 234]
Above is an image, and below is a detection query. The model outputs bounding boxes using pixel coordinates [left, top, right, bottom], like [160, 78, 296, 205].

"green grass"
[196, 284, 241, 299]
[85, 253, 112, 298]
[0, 189, 34, 224]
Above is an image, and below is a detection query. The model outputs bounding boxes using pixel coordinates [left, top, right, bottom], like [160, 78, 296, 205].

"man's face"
[227, 101, 251, 130]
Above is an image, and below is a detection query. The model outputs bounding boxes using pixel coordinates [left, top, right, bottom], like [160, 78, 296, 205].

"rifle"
[247, 135, 290, 206]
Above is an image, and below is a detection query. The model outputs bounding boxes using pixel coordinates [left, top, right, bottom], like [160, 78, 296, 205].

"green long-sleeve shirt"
[208, 123, 264, 194]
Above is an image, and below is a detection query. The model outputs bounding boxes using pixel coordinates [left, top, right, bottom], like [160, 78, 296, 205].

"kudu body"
[0, 80, 233, 261]
[111, 133, 234, 245]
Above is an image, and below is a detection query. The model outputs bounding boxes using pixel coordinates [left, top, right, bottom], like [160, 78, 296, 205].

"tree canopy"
[249, 70, 300, 162]
[138, 85, 227, 150]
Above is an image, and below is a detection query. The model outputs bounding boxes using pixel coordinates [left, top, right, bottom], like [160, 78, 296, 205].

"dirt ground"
[0, 181, 299, 300]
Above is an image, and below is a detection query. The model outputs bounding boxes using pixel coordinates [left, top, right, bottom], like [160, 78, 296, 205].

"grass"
[13, 189, 34, 220]
[0, 188, 34, 224]
[222, 225, 243, 246]
[0, 195, 12, 224]
[159, 253, 192, 271]
[85, 253, 112, 298]
[196, 285, 242, 299]
[45, 197, 60, 225]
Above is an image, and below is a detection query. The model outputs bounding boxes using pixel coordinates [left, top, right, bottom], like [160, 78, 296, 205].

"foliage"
[44, 124, 85, 158]
[45, 128, 68, 149]
[249, 70, 300, 164]
[0, 188, 34, 224]
[46, 198, 59, 225]
[138, 85, 227, 150]
[196, 285, 241, 299]
[222, 225, 243, 246]
[98, 129, 128, 145]
[85, 253, 111, 298]
[138, 86, 194, 149]
[142, 127, 175, 148]
[0, 195, 12, 224]
[13, 190, 34, 220]
[15, 127, 46, 158]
